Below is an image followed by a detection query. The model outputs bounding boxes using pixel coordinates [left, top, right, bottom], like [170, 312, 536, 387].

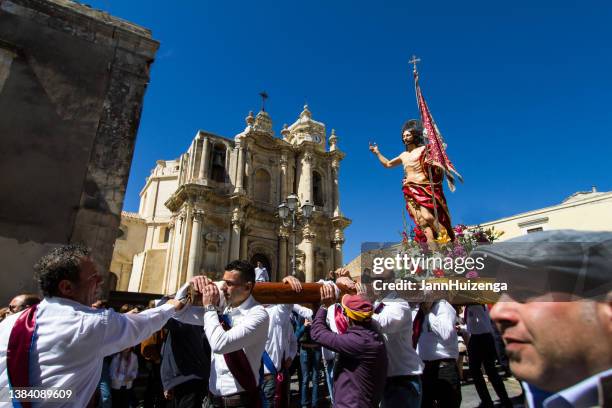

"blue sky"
[86, 0, 612, 263]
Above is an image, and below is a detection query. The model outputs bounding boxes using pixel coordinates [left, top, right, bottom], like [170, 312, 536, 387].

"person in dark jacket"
[161, 317, 211, 408]
[310, 286, 387, 408]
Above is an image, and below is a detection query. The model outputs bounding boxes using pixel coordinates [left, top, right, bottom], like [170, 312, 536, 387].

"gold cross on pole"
[409, 55, 421, 73]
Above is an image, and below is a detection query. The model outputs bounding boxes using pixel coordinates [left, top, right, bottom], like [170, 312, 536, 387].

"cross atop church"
[259, 91, 268, 112]
[409, 55, 421, 73]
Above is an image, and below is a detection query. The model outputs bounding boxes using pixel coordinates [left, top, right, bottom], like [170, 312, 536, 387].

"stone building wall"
[109, 212, 146, 291]
[0, 0, 158, 304]
[479, 188, 612, 239]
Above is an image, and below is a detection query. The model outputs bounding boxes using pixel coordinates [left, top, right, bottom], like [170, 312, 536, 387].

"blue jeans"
[261, 376, 276, 408]
[381, 375, 422, 408]
[99, 357, 112, 408]
[299, 347, 321, 408]
[322, 359, 334, 405]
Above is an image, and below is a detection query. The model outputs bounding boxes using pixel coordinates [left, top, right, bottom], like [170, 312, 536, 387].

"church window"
[527, 227, 543, 234]
[313, 171, 324, 207]
[204, 244, 218, 275]
[211, 144, 226, 183]
[254, 169, 272, 203]
[316, 261, 326, 280]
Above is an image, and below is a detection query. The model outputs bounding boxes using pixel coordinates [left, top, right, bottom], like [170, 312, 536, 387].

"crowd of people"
[0, 230, 610, 408]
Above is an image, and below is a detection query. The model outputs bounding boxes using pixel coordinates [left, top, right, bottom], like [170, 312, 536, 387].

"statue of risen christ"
[369, 119, 454, 244]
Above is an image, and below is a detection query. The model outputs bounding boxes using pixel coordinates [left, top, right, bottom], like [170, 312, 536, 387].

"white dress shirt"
[292, 304, 313, 321]
[373, 294, 423, 376]
[0, 297, 176, 408]
[523, 368, 612, 408]
[263, 304, 297, 374]
[312, 281, 340, 362]
[175, 294, 269, 397]
[110, 351, 139, 389]
[417, 300, 459, 361]
[255, 267, 270, 282]
[465, 305, 493, 335]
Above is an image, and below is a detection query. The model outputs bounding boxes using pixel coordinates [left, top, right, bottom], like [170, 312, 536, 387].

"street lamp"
[286, 194, 298, 211]
[278, 195, 314, 277]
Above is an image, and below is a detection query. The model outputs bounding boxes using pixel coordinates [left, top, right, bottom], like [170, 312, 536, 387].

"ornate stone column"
[198, 135, 210, 183]
[280, 154, 288, 199]
[332, 159, 341, 217]
[288, 155, 296, 195]
[186, 209, 204, 280]
[302, 223, 316, 282]
[299, 151, 313, 204]
[234, 142, 246, 193]
[188, 141, 197, 182]
[177, 154, 185, 185]
[332, 229, 345, 269]
[166, 210, 186, 292]
[278, 226, 289, 279]
[176, 206, 192, 287]
[230, 208, 243, 260]
[162, 216, 176, 293]
[240, 226, 249, 260]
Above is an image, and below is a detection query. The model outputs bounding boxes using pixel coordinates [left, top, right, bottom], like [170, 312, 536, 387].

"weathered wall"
[139, 249, 165, 293]
[110, 213, 147, 290]
[0, 0, 158, 304]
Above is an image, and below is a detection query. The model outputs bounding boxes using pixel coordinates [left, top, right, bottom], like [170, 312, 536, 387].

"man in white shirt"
[465, 304, 512, 408]
[260, 276, 302, 408]
[175, 260, 270, 408]
[180, 273, 303, 408]
[0, 244, 185, 408]
[255, 261, 270, 283]
[261, 303, 298, 408]
[374, 293, 424, 408]
[415, 299, 461, 408]
[474, 230, 612, 408]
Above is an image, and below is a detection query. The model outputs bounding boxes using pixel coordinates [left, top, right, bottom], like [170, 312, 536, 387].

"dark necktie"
[412, 308, 425, 349]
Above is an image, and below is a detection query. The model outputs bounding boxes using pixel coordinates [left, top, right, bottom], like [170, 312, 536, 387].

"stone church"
[110, 106, 351, 294]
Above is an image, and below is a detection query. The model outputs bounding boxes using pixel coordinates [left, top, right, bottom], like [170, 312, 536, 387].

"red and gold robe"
[402, 146, 455, 241]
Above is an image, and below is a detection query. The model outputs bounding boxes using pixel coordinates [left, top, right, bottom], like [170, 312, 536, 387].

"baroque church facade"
[110, 106, 351, 294]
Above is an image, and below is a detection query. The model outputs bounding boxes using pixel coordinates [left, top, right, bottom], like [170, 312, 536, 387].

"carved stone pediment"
[248, 132, 283, 152]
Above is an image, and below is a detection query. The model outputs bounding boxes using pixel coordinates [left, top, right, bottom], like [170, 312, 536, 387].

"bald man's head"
[8, 293, 41, 314]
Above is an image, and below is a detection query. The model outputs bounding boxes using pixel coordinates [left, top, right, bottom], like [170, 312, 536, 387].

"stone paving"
[460, 377, 525, 407]
[288, 372, 526, 407]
